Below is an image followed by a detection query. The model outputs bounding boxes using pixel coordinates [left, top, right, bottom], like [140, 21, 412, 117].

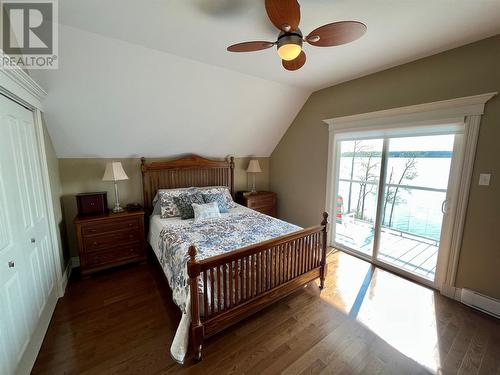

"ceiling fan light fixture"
[277, 32, 303, 61]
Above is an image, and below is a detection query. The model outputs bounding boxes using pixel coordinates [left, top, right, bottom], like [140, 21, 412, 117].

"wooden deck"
[336, 224, 438, 280]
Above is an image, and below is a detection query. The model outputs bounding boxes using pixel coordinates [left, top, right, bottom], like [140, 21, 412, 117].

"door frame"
[0, 50, 64, 298]
[323, 93, 497, 296]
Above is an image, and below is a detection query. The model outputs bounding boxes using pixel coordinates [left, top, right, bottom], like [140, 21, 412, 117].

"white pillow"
[192, 202, 221, 222]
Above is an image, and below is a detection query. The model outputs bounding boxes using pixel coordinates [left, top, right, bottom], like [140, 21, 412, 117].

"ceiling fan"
[227, 0, 366, 71]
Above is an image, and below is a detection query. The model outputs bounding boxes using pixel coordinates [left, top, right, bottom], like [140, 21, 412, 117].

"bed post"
[319, 212, 329, 289]
[187, 245, 204, 360]
[140, 157, 148, 211]
[229, 156, 235, 198]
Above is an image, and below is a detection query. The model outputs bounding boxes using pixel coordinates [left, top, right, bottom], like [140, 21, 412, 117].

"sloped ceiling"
[31, 25, 310, 158]
[30, 0, 500, 158]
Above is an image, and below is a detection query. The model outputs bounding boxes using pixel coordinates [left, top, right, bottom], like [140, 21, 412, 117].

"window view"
[335, 139, 383, 255]
[334, 134, 455, 282]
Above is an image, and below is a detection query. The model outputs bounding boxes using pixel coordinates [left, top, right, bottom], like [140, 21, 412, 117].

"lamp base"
[112, 205, 124, 213]
[112, 182, 124, 213]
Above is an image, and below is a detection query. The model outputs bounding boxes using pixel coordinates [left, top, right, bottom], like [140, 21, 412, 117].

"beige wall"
[270, 35, 500, 299]
[59, 157, 269, 259]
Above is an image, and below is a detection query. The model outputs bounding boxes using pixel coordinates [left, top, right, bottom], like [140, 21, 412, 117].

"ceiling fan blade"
[265, 0, 300, 32]
[306, 21, 366, 47]
[282, 50, 306, 71]
[227, 41, 275, 52]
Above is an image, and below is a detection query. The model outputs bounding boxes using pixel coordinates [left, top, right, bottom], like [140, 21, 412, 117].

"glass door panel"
[377, 135, 455, 281]
[334, 139, 383, 256]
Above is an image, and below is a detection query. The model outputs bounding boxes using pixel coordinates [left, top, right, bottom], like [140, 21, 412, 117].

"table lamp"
[102, 162, 129, 212]
[246, 159, 262, 193]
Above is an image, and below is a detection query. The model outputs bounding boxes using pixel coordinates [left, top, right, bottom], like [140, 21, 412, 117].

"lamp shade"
[246, 160, 262, 173]
[102, 162, 129, 181]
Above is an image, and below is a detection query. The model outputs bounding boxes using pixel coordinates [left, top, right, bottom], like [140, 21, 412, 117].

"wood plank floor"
[32, 250, 500, 374]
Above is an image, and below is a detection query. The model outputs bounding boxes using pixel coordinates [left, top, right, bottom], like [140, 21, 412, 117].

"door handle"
[31, 238, 36, 243]
[8, 261, 14, 268]
[441, 200, 448, 214]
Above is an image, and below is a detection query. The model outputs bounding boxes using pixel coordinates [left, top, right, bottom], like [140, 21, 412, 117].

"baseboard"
[60, 260, 72, 296]
[16, 286, 58, 375]
[460, 288, 500, 319]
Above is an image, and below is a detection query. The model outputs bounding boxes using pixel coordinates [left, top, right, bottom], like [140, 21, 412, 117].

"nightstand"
[74, 210, 146, 276]
[235, 191, 277, 217]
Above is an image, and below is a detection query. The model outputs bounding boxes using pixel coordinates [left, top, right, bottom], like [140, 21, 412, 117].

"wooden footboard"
[187, 212, 329, 360]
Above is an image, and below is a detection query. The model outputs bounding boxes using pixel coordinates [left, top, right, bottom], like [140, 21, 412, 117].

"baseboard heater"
[461, 288, 500, 319]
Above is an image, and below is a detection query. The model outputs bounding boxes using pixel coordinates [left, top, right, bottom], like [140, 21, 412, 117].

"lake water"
[337, 157, 452, 242]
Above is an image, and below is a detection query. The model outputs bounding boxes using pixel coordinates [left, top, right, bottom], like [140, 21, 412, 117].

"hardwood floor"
[32, 250, 500, 374]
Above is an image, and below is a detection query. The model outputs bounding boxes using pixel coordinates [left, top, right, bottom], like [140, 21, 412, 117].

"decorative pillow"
[202, 193, 229, 213]
[198, 186, 236, 208]
[157, 187, 198, 218]
[173, 193, 205, 220]
[192, 202, 221, 222]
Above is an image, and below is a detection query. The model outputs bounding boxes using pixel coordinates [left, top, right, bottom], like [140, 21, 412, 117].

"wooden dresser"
[235, 191, 277, 217]
[74, 210, 146, 276]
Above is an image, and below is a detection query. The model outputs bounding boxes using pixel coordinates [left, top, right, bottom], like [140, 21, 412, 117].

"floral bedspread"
[156, 210, 301, 313]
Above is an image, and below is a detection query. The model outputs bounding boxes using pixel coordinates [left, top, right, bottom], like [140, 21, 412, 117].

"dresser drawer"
[83, 229, 141, 252]
[84, 244, 144, 267]
[247, 195, 276, 209]
[75, 210, 146, 276]
[82, 217, 140, 236]
[255, 207, 277, 217]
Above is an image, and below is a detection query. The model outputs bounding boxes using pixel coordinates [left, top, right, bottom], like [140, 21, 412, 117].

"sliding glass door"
[333, 131, 458, 285]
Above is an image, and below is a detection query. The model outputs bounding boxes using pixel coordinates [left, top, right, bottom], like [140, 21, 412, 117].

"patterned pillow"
[192, 202, 221, 222]
[173, 193, 205, 220]
[198, 186, 236, 208]
[202, 193, 229, 213]
[158, 187, 198, 218]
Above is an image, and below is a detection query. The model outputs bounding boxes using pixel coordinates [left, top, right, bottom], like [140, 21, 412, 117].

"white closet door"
[0, 94, 56, 374]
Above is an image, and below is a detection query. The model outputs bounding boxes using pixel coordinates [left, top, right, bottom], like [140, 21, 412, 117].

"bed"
[141, 155, 328, 363]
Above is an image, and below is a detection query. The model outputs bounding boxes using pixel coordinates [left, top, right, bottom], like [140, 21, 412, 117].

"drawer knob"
[90, 229, 97, 233]
[93, 241, 98, 246]
[31, 238, 36, 243]
[128, 223, 133, 227]
[8, 261, 14, 268]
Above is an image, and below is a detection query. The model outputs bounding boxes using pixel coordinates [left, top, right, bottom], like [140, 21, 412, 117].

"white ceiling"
[30, 0, 500, 158]
[58, 0, 500, 91]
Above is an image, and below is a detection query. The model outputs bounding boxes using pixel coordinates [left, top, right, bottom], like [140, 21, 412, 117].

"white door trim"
[0, 52, 64, 298]
[323, 93, 497, 294]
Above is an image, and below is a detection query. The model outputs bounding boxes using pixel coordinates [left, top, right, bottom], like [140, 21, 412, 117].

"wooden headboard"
[140, 155, 234, 213]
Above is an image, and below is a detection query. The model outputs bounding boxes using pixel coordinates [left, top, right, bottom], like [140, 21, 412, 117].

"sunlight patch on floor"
[321, 251, 441, 373]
